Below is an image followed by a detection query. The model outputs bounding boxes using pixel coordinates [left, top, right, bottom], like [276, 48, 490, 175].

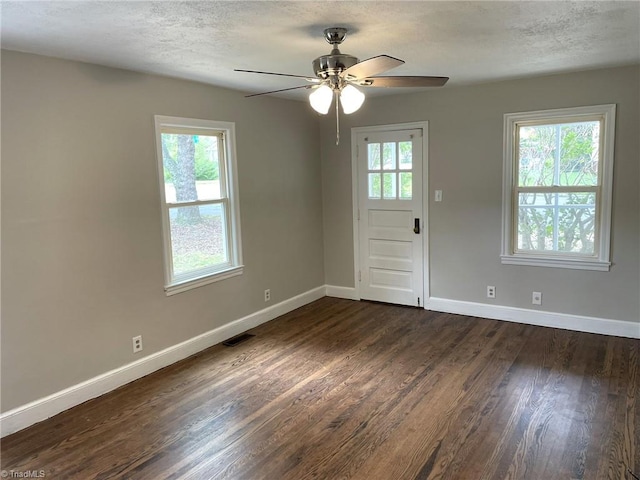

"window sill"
[501, 255, 610, 271]
[165, 265, 244, 296]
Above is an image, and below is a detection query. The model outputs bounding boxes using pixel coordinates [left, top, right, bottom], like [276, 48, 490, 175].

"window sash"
[513, 188, 600, 257]
[160, 130, 227, 204]
[164, 198, 232, 281]
[514, 117, 603, 189]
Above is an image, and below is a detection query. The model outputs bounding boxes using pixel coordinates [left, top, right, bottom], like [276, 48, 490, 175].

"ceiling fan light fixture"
[238, 27, 449, 144]
[339, 84, 365, 114]
[309, 85, 333, 114]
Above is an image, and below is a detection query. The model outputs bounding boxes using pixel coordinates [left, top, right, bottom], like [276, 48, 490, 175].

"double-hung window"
[154, 116, 243, 295]
[501, 104, 616, 271]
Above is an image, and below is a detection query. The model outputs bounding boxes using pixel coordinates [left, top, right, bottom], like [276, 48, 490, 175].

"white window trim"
[154, 115, 243, 295]
[501, 104, 616, 271]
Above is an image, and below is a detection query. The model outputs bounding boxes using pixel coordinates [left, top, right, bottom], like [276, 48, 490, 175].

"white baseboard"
[324, 286, 639, 339]
[325, 285, 359, 300]
[426, 297, 640, 339]
[0, 286, 326, 438]
[4, 288, 635, 437]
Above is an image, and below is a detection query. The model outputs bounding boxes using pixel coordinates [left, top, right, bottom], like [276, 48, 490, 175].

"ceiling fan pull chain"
[335, 90, 340, 145]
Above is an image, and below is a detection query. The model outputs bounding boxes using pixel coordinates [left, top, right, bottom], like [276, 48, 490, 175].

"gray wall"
[2, 51, 638, 414]
[1, 51, 325, 411]
[321, 65, 639, 323]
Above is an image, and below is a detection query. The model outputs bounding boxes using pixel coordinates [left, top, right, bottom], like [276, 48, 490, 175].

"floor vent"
[223, 333, 255, 347]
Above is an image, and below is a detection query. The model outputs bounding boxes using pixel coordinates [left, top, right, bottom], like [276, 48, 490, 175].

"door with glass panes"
[357, 128, 424, 306]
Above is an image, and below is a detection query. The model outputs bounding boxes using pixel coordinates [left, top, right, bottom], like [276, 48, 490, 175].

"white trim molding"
[325, 285, 359, 300]
[500, 254, 610, 271]
[425, 297, 639, 339]
[154, 116, 244, 295]
[501, 104, 616, 271]
[351, 121, 431, 302]
[0, 286, 325, 437]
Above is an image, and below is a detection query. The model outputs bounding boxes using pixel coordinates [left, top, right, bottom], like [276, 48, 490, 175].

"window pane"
[162, 133, 221, 203]
[399, 172, 412, 199]
[558, 122, 599, 186]
[518, 125, 556, 187]
[368, 143, 381, 170]
[517, 206, 554, 251]
[368, 173, 381, 199]
[518, 121, 600, 187]
[558, 206, 596, 254]
[383, 173, 397, 199]
[399, 141, 412, 170]
[169, 204, 228, 276]
[382, 142, 396, 170]
[517, 192, 596, 254]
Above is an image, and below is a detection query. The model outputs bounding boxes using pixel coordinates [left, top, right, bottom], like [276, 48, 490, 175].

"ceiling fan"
[235, 27, 449, 144]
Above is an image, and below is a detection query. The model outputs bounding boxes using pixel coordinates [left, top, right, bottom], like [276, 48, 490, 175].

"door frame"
[351, 121, 430, 307]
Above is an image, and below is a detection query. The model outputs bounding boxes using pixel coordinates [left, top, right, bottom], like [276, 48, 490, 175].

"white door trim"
[351, 121, 430, 306]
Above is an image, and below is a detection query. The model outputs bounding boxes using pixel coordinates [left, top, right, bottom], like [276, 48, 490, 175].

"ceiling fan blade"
[358, 76, 449, 88]
[341, 55, 404, 80]
[235, 69, 319, 82]
[244, 85, 312, 98]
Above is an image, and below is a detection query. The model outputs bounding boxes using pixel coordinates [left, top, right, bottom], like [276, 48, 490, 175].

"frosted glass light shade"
[340, 85, 365, 114]
[309, 85, 333, 114]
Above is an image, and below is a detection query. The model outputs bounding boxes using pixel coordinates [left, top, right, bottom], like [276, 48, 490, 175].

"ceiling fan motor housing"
[236, 25, 448, 99]
[312, 27, 358, 83]
[312, 52, 359, 80]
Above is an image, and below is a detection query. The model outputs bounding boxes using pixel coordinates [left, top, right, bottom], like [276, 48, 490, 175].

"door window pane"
[368, 143, 381, 170]
[399, 172, 412, 199]
[399, 141, 412, 170]
[382, 142, 396, 170]
[383, 173, 397, 199]
[368, 173, 381, 199]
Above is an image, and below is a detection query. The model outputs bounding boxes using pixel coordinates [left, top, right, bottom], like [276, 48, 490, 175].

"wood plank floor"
[1, 297, 638, 479]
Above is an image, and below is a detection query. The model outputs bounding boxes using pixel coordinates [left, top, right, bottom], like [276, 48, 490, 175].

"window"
[501, 104, 615, 271]
[367, 140, 413, 200]
[154, 116, 242, 295]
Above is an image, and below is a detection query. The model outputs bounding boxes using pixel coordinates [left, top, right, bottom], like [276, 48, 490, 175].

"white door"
[357, 128, 424, 307]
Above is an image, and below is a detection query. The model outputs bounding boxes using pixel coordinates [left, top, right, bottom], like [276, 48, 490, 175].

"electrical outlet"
[132, 335, 143, 353]
[487, 285, 496, 298]
[532, 292, 542, 305]
[264, 289, 271, 302]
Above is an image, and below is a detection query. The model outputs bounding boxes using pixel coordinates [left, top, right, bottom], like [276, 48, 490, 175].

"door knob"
[413, 218, 420, 234]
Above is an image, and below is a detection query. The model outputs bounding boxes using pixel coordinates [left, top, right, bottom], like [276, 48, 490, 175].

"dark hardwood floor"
[1, 297, 638, 479]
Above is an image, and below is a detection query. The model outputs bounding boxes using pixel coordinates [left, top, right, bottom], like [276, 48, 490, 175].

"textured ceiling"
[2, 1, 639, 100]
